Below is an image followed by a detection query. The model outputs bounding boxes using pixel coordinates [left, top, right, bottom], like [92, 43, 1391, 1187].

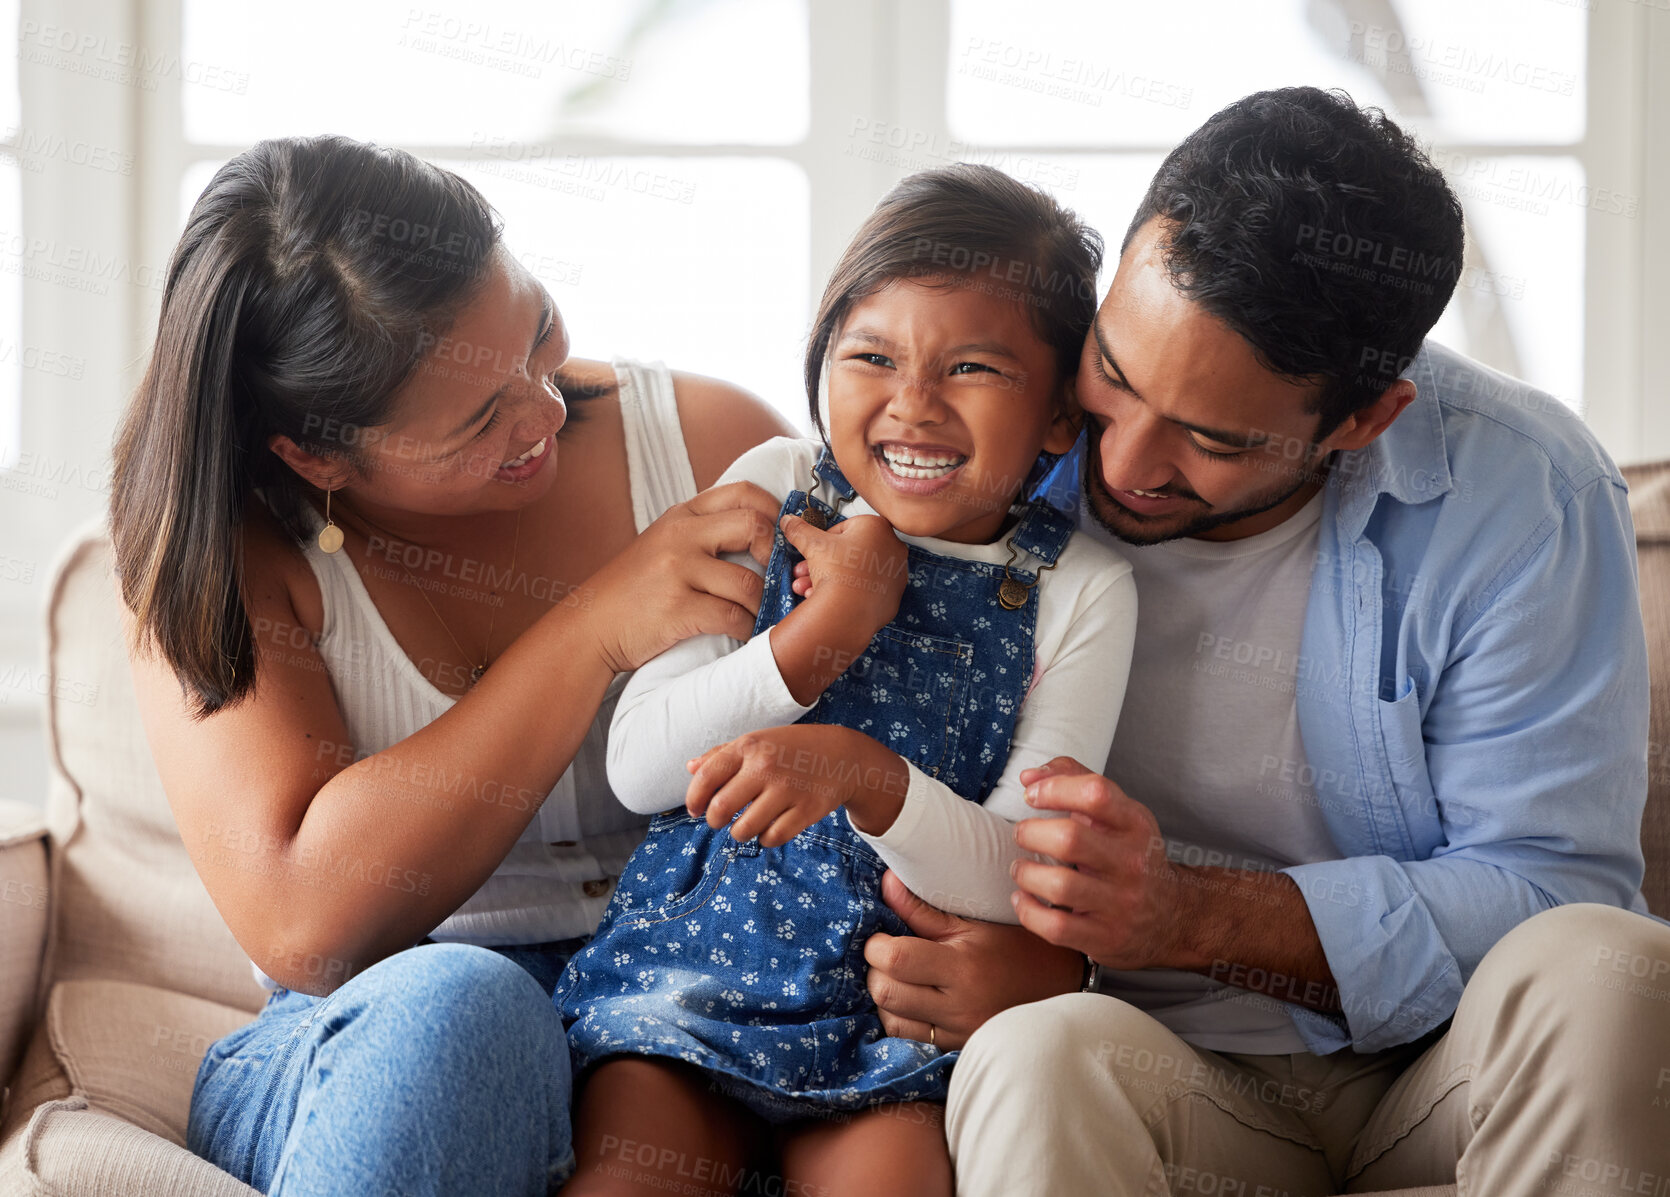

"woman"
[112, 134, 792, 1196]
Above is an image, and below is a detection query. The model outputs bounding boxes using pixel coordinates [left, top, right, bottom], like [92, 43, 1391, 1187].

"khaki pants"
[946, 903, 1670, 1196]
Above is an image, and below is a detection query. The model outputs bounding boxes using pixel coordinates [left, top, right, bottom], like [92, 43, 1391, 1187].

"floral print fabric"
[556, 448, 1075, 1122]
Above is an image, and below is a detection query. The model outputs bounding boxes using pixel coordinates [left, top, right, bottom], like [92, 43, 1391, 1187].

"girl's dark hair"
[804, 163, 1104, 437]
[1124, 86, 1465, 433]
[111, 135, 502, 718]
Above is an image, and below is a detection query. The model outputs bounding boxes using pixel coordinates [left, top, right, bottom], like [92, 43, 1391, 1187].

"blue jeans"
[187, 938, 586, 1196]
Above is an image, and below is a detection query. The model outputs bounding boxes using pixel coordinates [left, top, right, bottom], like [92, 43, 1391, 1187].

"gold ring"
[929, 1024, 937, 1048]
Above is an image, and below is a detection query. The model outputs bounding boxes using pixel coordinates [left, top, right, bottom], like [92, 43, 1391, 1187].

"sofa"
[4, 464, 1669, 1197]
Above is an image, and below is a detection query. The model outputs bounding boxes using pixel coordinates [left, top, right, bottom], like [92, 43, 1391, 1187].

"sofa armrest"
[0, 799, 51, 1111]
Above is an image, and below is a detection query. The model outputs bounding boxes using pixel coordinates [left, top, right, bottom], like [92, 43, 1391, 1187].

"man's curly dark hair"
[1124, 86, 1465, 434]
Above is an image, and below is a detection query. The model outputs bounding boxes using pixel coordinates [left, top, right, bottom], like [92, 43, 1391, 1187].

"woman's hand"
[580, 481, 781, 675]
[684, 724, 910, 847]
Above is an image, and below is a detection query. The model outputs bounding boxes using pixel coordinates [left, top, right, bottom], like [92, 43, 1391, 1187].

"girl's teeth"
[879, 446, 965, 479]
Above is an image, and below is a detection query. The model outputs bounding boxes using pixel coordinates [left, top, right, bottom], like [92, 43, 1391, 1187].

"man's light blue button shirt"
[1258, 341, 1653, 1053]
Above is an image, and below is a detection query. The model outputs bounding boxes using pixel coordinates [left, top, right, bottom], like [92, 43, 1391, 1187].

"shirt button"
[582, 878, 613, 898]
[549, 840, 577, 848]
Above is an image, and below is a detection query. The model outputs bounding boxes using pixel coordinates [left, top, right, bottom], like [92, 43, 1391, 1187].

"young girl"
[555, 165, 1138, 1194]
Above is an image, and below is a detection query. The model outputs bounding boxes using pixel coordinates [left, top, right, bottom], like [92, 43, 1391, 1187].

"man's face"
[1077, 218, 1342, 546]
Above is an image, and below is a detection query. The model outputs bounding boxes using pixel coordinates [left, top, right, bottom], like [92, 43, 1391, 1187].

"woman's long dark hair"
[111, 135, 502, 718]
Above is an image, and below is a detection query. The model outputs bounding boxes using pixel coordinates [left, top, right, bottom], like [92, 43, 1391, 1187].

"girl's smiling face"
[826, 276, 1079, 544]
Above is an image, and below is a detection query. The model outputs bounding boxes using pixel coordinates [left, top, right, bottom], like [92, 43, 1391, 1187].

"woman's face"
[334, 246, 572, 517]
[826, 276, 1076, 545]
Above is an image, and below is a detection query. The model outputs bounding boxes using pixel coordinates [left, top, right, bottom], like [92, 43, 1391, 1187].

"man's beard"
[1080, 447, 1328, 547]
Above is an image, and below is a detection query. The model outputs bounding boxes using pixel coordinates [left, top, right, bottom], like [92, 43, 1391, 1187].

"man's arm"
[864, 765, 1341, 1052]
[1274, 473, 1649, 1051]
[869, 474, 1650, 1053]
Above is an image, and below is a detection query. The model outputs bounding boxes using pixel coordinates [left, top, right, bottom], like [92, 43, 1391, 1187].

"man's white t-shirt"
[1081, 489, 1339, 1054]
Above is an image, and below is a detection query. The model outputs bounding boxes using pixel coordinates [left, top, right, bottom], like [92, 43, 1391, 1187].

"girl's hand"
[685, 725, 909, 846]
[580, 482, 780, 675]
[779, 512, 908, 640]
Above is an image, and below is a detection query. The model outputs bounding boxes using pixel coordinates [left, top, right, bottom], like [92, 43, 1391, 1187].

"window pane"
[1427, 155, 1586, 412]
[183, 0, 808, 146]
[948, 0, 1584, 147]
[0, 163, 19, 469]
[182, 155, 812, 426]
[451, 157, 810, 423]
[932, 150, 1586, 413]
[0, 0, 16, 467]
[0, 0, 17, 131]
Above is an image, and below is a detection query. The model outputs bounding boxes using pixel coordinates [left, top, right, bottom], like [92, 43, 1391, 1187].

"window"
[177, 0, 815, 414]
[0, 0, 21, 469]
[1, 0, 1666, 803]
[949, 0, 1592, 411]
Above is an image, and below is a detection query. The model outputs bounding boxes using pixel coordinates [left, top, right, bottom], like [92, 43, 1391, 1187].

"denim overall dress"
[556, 447, 1075, 1122]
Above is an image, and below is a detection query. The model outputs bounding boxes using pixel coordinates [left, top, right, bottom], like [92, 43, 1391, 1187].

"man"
[865, 87, 1670, 1195]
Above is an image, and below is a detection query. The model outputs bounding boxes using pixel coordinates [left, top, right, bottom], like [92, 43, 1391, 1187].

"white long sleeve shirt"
[606, 437, 1138, 922]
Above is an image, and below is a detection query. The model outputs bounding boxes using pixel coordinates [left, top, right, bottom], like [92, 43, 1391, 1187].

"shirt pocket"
[1377, 678, 1443, 857]
[613, 810, 762, 926]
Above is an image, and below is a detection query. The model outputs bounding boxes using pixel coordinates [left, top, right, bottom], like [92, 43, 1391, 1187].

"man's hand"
[1012, 757, 1342, 1014]
[864, 870, 1083, 1050]
[1010, 756, 1204, 971]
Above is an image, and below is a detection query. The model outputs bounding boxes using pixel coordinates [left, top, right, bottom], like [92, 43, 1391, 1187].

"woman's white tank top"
[257, 359, 698, 983]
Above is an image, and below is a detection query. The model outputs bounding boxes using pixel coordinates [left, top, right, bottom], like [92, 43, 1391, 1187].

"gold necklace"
[334, 498, 523, 688]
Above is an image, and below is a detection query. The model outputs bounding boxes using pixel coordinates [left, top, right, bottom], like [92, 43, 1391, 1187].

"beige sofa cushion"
[0, 1099, 260, 1197]
[0, 968, 255, 1195]
[42, 979, 255, 1148]
[1623, 461, 1670, 915]
[42, 521, 267, 1015]
[0, 981, 256, 1197]
[0, 1021, 72, 1145]
[0, 801, 50, 1113]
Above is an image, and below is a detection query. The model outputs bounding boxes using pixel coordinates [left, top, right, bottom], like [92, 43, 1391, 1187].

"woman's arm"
[607, 437, 914, 814]
[131, 510, 603, 995]
[137, 480, 781, 998]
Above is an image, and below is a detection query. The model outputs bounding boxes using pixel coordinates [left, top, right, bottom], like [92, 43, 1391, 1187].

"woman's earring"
[317, 488, 345, 554]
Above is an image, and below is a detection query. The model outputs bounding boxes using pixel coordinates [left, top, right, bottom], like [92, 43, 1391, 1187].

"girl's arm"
[607, 625, 817, 814]
[851, 544, 1139, 922]
[606, 437, 809, 812]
